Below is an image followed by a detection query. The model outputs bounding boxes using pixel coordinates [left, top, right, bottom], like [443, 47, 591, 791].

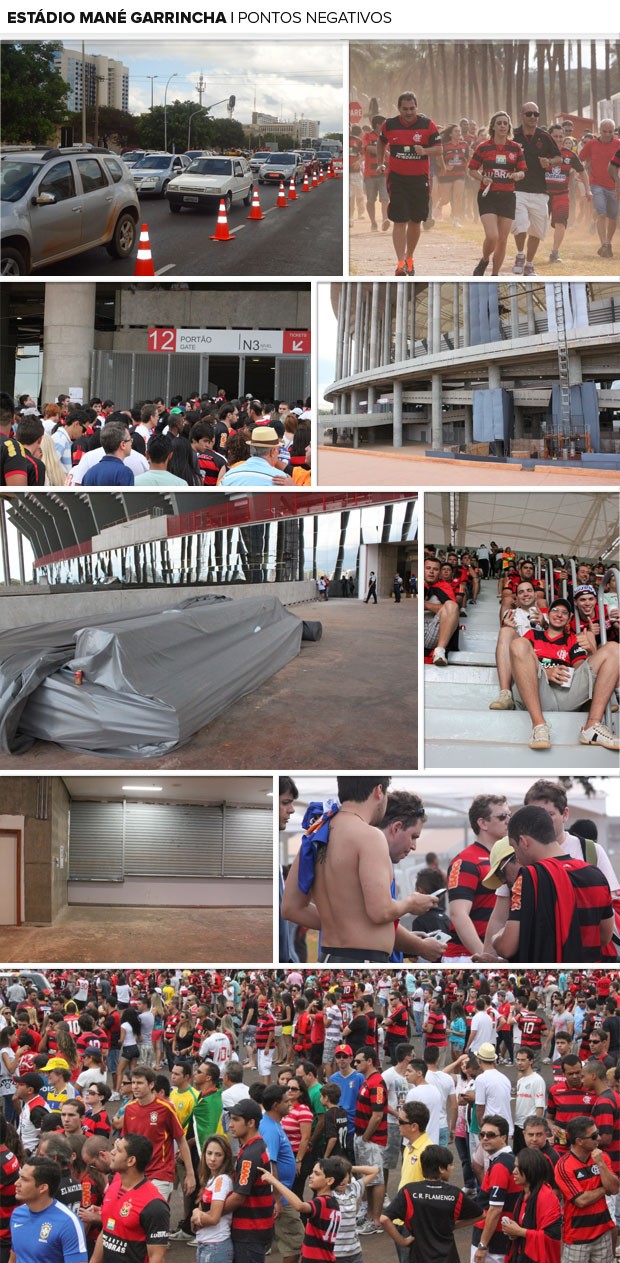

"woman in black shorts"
[468, 112, 526, 275]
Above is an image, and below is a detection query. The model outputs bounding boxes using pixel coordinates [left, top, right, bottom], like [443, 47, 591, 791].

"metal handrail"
[597, 567, 618, 730]
[570, 558, 581, 632]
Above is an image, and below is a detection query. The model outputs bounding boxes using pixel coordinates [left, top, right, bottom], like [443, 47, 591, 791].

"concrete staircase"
[424, 576, 618, 769]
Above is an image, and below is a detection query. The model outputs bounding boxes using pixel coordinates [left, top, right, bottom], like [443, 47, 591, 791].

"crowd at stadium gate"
[0, 391, 312, 488]
[4, 969, 620, 1263]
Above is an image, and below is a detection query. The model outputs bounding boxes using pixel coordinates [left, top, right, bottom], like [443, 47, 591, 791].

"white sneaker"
[512, 253, 525, 274]
[432, 646, 448, 666]
[358, 1221, 379, 1236]
[108, 1091, 120, 1101]
[529, 722, 551, 750]
[580, 722, 620, 751]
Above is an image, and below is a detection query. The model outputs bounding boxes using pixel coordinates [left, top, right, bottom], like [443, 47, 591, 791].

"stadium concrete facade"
[323, 281, 620, 463]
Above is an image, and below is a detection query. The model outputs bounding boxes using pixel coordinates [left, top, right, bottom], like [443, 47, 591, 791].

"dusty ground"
[350, 210, 618, 276]
[0, 598, 418, 772]
[317, 445, 620, 488]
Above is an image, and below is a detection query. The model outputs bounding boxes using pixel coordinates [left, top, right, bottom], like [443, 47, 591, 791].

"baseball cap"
[548, 598, 572, 613]
[41, 1056, 70, 1072]
[574, 585, 597, 599]
[14, 1071, 45, 1090]
[483, 838, 517, 890]
[477, 1043, 498, 1062]
[334, 1044, 353, 1057]
[250, 426, 279, 446]
[228, 1099, 263, 1123]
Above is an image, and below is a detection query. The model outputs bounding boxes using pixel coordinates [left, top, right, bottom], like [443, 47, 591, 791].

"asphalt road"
[35, 178, 343, 277]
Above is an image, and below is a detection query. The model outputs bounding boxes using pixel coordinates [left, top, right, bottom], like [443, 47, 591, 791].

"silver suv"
[131, 151, 191, 196]
[0, 145, 140, 275]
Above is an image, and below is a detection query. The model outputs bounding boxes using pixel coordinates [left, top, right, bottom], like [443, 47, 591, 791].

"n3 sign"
[148, 327, 177, 352]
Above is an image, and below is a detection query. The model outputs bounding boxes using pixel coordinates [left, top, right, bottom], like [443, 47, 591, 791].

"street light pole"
[147, 75, 158, 110]
[187, 97, 229, 151]
[163, 72, 178, 152]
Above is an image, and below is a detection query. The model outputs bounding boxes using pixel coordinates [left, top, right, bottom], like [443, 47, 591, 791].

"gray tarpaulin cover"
[0, 595, 304, 758]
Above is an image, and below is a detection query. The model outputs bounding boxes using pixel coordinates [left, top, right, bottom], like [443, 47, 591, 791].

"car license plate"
[183, 196, 199, 203]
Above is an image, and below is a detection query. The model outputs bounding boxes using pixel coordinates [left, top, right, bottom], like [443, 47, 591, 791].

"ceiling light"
[121, 785, 163, 792]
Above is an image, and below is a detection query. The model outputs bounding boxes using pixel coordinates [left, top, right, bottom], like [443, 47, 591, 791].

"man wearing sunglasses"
[471, 1114, 519, 1263]
[511, 101, 561, 275]
[444, 795, 512, 964]
[555, 1116, 618, 1263]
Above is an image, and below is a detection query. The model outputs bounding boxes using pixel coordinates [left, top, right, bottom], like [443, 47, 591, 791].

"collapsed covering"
[0, 595, 309, 758]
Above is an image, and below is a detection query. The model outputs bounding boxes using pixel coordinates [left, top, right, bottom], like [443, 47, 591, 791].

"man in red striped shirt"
[547, 1057, 594, 1155]
[445, 795, 511, 963]
[583, 1059, 620, 1243]
[352, 1048, 388, 1232]
[493, 806, 614, 963]
[555, 1115, 618, 1263]
[226, 1099, 275, 1263]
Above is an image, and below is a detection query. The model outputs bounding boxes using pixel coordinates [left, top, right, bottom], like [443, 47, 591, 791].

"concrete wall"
[0, 580, 316, 630]
[0, 780, 69, 924]
[112, 288, 311, 351]
[68, 877, 271, 907]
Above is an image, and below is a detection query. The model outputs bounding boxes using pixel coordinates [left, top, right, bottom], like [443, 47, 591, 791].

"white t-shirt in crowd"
[426, 1069, 457, 1130]
[406, 1082, 442, 1143]
[469, 1010, 495, 1051]
[474, 1068, 514, 1135]
[514, 1072, 547, 1128]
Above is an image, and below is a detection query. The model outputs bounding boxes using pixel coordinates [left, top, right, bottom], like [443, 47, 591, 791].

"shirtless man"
[281, 776, 438, 964]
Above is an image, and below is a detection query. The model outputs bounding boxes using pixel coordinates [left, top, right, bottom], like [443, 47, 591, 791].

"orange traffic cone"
[210, 198, 235, 241]
[276, 180, 287, 208]
[318, 166, 325, 183]
[311, 169, 318, 188]
[134, 223, 155, 276]
[302, 173, 310, 193]
[247, 187, 264, 220]
[287, 175, 297, 201]
[326, 161, 334, 179]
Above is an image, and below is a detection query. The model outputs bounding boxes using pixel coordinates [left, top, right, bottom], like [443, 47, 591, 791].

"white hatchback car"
[165, 155, 253, 213]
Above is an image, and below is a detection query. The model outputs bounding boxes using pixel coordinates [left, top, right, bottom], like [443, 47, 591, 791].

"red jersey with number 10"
[301, 1194, 341, 1263]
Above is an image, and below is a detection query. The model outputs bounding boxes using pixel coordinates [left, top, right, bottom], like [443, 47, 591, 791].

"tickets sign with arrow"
[148, 328, 310, 355]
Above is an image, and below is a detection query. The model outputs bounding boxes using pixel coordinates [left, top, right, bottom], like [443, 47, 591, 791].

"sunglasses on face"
[480, 1131, 501, 1139]
[524, 111, 540, 118]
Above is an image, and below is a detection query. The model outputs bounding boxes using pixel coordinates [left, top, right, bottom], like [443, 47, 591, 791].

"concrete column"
[342, 283, 352, 378]
[453, 283, 459, 349]
[568, 352, 583, 385]
[464, 404, 473, 446]
[395, 284, 404, 364]
[426, 283, 433, 350]
[367, 385, 376, 412]
[526, 288, 536, 335]
[335, 284, 346, 379]
[463, 284, 470, 346]
[488, 362, 501, 389]
[431, 373, 443, 448]
[401, 287, 408, 360]
[393, 379, 403, 449]
[432, 282, 442, 354]
[514, 405, 525, 438]
[509, 283, 520, 339]
[353, 285, 363, 373]
[369, 282, 380, 369]
[362, 292, 370, 372]
[410, 284, 416, 357]
[383, 284, 392, 363]
[350, 388, 359, 447]
[41, 282, 96, 405]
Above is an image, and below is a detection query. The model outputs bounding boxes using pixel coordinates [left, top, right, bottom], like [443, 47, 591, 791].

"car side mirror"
[34, 191, 57, 205]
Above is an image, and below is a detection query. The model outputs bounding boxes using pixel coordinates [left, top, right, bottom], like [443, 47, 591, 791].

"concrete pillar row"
[41, 282, 97, 405]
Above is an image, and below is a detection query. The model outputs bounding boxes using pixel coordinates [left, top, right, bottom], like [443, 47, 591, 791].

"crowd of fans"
[4, 967, 620, 1263]
[423, 544, 619, 752]
[350, 102, 620, 274]
[0, 391, 312, 488]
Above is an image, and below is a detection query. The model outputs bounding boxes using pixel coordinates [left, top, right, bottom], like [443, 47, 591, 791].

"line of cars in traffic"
[0, 142, 340, 272]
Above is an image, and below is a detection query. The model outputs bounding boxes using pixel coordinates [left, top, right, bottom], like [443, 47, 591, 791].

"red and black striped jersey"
[231, 1136, 275, 1240]
[364, 1012, 377, 1048]
[380, 113, 441, 177]
[555, 1150, 614, 1242]
[441, 140, 470, 175]
[77, 1030, 109, 1059]
[516, 1013, 547, 1049]
[445, 843, 494, 957]
[468, 139, 526, 193]
[508, 858, 613, 961]
[592, 1088, 620, 1175]
[386, 1004, 409, 1041]
[354, 1070, 388, 1145]
[84, 1111, 112, 1139]
[256, 1012, 276, 1049]
[472, 1150, 520, 1254]
[0, 1144, 19, 1245]
[301, 1194, 341, 1263]
[547, 1082, 595, 1153]
[424, 1012, 448, 1048]
[385, 1180, 482, 1263]
[545, 146, 584, 192]
[522, 626, 587, 668]
[579, 1013, 603, 1060]
[100, 1174, 169, 1263]
[164, 1012, 180, 1041]
[503, 569, 544, 595]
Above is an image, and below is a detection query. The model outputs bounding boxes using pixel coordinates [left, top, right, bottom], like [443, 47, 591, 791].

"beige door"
[0, 830, 21, 924]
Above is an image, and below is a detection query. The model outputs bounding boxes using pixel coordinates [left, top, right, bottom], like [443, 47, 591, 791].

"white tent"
[425, 492, 619, 560]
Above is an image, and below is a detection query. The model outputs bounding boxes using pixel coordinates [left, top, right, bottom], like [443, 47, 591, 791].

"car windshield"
[133, 156, 172, 170]
[0, 159, 42, 201]
[186, 158, 233, 175]
[265, 153, 295, 165]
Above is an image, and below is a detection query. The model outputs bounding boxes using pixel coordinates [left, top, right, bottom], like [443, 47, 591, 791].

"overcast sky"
[63, 40, 344, 132]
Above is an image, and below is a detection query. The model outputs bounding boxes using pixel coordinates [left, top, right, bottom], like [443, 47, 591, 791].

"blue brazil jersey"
[10, 1200, 88, 1263]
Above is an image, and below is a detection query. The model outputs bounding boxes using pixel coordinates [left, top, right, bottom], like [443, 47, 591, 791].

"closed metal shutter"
[275, 356, 309, 402]
[124, 802, 223, 877]
[223, 807, 272, 877]
[69, 801, 124, 881]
